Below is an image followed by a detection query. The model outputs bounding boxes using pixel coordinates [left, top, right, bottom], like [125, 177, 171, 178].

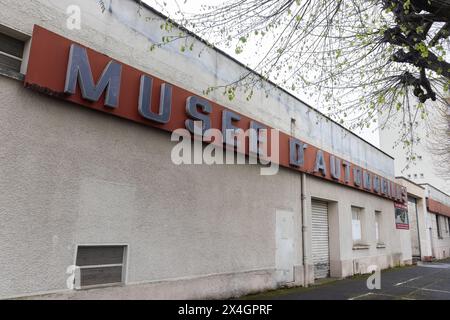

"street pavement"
[242, 259, 450, 300]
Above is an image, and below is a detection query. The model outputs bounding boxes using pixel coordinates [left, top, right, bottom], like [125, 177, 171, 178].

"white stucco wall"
[304, 175, 412, 280]
[0, 76, 304, 299]
[422, 184, 450, 260]
[0, 0, 405, 299]
[396, 177, 432, 259]
[379, 97, 450, 194]
[423, 184, 450, 207]
[0, 75, 404, 298]
[0, 76, 406, 299]
[429, 213, 450, 260]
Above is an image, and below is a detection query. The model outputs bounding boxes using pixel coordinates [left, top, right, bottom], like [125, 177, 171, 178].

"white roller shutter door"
[311, 200, 330, 279]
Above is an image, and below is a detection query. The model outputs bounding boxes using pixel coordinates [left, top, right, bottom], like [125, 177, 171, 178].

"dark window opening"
[75, 245, 126, 288]
[436, 216, 442, 239]
[0, 32, 24, 73]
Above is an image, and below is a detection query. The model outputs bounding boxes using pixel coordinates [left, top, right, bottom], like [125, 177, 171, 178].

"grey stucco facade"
[0, 0, 413, 299]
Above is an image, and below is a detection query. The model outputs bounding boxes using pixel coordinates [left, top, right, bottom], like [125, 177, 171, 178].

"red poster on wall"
[394, 202, 409, 230]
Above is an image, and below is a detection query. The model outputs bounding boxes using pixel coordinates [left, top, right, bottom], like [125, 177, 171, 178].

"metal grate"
[0, 32, 24, 73]
[76, 245, 126, 288]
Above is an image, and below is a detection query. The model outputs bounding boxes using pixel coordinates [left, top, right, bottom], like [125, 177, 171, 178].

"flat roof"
[395, 176, 425, 190]
[135, 0, 394, 160]
[419, 183, 450, 198]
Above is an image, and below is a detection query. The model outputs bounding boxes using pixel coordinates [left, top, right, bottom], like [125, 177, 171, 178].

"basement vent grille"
[75, 245, 126, 288]
[0, 32, 24, 73]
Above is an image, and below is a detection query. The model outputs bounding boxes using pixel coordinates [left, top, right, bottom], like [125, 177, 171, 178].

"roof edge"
[134, 0, 395, 160]
[395, 176, 426, 190]
[419, 183, 450, 198]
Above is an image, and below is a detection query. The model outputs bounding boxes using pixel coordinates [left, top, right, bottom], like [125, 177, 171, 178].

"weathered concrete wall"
[0, 0, 395, 179]
[0, 73, 404, 298]
[0, 76, 302, 299]
[423, 184, 450, 260]
[429, 213, 450, 260]
[396, 177, 432, 260]
[424, 184, 450, 207]
[0, 0, 403, 299]
[379, 97, 450, 194]
[304, 175, 411, 280]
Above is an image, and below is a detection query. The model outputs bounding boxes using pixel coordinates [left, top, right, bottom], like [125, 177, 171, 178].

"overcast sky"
[142, 0, 380, 147]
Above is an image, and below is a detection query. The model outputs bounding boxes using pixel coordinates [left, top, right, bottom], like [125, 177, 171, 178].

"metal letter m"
[64, 44, 122, 108]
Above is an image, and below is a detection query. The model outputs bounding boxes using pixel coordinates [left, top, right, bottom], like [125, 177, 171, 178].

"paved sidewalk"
[241, 259, 450, 300]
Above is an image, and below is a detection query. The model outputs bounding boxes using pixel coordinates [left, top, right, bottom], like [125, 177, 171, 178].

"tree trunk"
[412, 0, 450, 20]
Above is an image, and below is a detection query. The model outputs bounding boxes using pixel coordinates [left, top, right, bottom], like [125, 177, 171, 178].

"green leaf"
[239, 36, 247, 43]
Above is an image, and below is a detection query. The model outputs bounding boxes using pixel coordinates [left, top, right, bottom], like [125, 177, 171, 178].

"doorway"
[311, 199, 330, 279]
[275, 210, 295, 284]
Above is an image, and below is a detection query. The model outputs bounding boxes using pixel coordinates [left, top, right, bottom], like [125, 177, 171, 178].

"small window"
[446, 217, 449, 234]
[75, 245, 126, 289]
[375, 211, 382, 243]
[407, 174, 411, 178]
[0, 31, 24, 73]
[436, 216, 442, 239]
[420, 173, 424, 178]
[414, 174, 418, 179]
[418, 156, 423, 160]
[352, 207, 363, 242]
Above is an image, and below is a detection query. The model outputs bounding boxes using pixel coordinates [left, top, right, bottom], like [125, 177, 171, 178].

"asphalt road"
[242, 259, 450, 300]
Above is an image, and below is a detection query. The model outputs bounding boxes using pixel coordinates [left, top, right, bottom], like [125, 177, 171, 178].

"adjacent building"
[395, 177, 432, 262]
[378, 72, 450, 262]
[0, 0, 414, 299]
[422, 184, 450, 260]
[379, 96, 449, 195]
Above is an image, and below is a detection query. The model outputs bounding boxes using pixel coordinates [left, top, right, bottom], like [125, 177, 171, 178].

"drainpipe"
[301, 172, 308, 287]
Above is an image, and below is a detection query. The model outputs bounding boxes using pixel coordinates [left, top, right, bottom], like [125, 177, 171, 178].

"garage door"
[311, 200, 330, 279]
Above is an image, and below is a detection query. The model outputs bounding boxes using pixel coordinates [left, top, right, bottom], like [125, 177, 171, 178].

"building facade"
[395, 177, 433, 261]
[379, 96, 450, 195]
[0, 0, 413, 299]
[423, 184, 450, 260]
[393, 178, 450, 262]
